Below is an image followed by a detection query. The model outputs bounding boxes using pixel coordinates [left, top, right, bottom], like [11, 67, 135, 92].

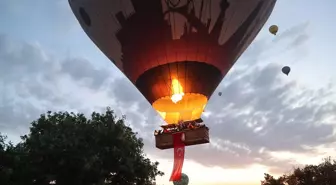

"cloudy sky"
[1, 0, 336, 185]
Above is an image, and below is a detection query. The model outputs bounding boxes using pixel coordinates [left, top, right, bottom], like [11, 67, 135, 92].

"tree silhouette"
[0, 107, 163, 185]
[262, 157, 336, 185]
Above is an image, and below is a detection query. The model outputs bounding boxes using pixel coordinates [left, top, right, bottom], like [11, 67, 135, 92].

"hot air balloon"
[69, 0, 277, 181]
[282, 66, 291, 75]
[173, 173, 189, 185]
[269, 25, 279, 35]
[218, 92, 222, 96]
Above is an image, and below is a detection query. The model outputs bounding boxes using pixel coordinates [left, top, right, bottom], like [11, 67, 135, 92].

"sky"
[1, 0, 336, 184]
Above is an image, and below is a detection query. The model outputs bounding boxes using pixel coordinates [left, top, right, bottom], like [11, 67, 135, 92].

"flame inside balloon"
[171, 79, 185, 103]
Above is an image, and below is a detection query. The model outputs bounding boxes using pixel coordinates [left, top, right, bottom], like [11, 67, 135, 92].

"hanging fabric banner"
[169, 132, 185, 181]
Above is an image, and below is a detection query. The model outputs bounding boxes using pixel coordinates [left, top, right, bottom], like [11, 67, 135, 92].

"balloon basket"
[155, 127, 209, 150]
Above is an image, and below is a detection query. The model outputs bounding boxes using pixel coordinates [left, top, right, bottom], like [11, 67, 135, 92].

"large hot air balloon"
[69, 0, 277, 181]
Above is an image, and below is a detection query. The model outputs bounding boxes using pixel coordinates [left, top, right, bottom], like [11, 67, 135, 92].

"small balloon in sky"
[218, 92, 222, 96]
[269, 25, 278, 35]
[173, 173, 189, 185]
[282, 66, 291, 76]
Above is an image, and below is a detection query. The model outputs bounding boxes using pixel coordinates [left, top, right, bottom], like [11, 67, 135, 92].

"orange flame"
[171, 78, 184, 103]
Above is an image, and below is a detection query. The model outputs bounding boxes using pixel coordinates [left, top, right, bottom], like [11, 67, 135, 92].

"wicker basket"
[155, 127, 210, 150]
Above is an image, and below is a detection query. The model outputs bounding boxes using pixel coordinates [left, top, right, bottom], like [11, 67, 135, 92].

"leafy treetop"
[0, 107, 163, 185]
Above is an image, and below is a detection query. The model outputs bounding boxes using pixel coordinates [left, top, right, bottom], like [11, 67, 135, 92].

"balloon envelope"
[173, 173, 189, 185]
[282, 66, 291, 75]
[269, 25, 278, 35]
[69, 0, 277, 124]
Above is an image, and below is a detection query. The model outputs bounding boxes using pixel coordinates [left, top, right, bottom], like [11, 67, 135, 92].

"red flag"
[169, 132, 185, 181]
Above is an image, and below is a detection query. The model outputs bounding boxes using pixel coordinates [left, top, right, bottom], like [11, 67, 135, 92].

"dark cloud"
[110, 77, 146, 107]
[60, 58, 111, 89]
[290, 33, 309, 47]
[0, 34, 115, 134]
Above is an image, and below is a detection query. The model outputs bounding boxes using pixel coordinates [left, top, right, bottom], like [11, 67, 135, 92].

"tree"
[0, 134, 26, 185]
[1, 107, 163, 185]
[261, 157, 336, 185]
[0, 134, 9, 183]
[0, 137, 30, 185]
[261, 173, 286, 185]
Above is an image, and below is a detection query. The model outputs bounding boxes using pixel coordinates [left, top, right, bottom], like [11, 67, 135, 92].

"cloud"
[0, 0, 77, 35]
[274, 22, 310, 43]
[190, 63, 335, 164]
[110, 77, 145, 107]
[0, 21, 335, 178]
[60, 58, 110, 90]
[0, 34, 116, 134]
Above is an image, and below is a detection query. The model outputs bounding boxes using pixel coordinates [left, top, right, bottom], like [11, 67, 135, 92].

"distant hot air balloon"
[282, 66, 291, 75]
[173, 173, 189, 185]
[69, 0, 277, 182]
[269, 25, 279, 35]
[218, 92, 222, 96]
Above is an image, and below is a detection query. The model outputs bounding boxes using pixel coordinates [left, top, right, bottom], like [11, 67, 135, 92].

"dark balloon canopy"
[69, 0, 277, 124]
[282, 66, 291, 75]
[218, 92, 222, 96]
